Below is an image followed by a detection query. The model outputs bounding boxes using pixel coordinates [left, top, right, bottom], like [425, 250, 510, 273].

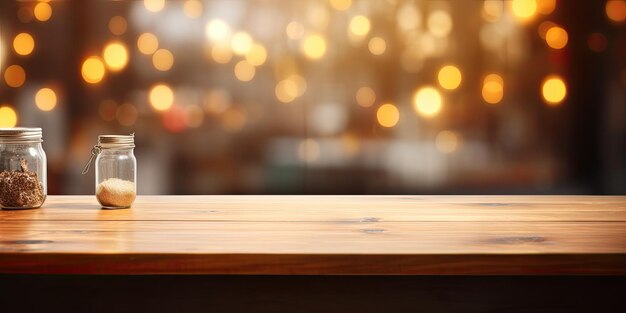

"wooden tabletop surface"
[1, 195, 625, 275]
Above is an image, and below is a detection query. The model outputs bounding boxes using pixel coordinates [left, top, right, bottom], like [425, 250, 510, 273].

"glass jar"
[0, 128, 47, 209]
[83, 134, 136, 209]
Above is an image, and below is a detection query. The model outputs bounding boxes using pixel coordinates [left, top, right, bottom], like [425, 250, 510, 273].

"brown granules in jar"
[0, 159, 45, 208]
[96, 178, 136, 208]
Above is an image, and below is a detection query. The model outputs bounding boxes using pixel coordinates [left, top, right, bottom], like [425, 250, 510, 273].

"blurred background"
[0, 0, 624, 195]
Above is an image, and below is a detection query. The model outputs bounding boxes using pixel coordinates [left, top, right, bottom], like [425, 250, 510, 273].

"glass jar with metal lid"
[0, 128, 47, 209]
[83, 134, 136, 209]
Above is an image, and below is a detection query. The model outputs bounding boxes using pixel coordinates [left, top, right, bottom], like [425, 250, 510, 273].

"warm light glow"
[413, 87, 442, 118]
[33, 2, 52, 22]
[109, 16, 127, 36]
[286, 21, 305, 40]
[427, 10, 453, 37]
[512, 0, 537, 21]
[536, 0, 556, 15]
[183, 0, 203, 19]
[152, 48, 174, 71]
[144, 0, 165, 13]
[545, 26, 568, 49]
[116, 103, 138, 126]
[245, 44, 267, 66]
[482, 74, 504, 104]
[149, 84, 174, 111]
[438, 65, 462, 90]
[435, 130, 460, 154]
[298, 139, 321, 162]
[205, 19, 230, 42]
[542, 76, 567, 105]
[0, 106, 17, 127]
[4, 65, 26, 88]
[137, 33, 159, 55]
[184, 105, 205, 128]
[275, 80, 298, 103]
[349, 15, 371, 37]
[81, 57, 105, 84]
[329, 0, 352, 11]
[222, 108, 247, 132]
[538, 21, 557, 40]
[13, 33, 35, 56]
[377, 103, 400, 128]
[35, 87, 57, 111]
[356, 87, 376, 108]
[606, 0, 626, 23]
[302, 34, 327, 60]
[231, 32, 253, 55]
[211, 43, 233, 64]
[234, 60, 255, 82]
[103, 42, 129, 72]
[483, 0, 504, 21]
[368, 37, 387, 55]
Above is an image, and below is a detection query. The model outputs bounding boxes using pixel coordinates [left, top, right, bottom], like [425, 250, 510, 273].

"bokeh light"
[482, 74, 504, 104]
[103, 42, 129, 72]
[162, 106, 187, 133]
[144, 0, 165, 13]
[427, 10, 453, 38]
[205, 19, 230, 42]
[152, 48, 174, 71]
[35, 87, 57, 111]
[13, 33, 35, 56]
[183, 0, 203, 19]
[231, 32, 253, 55]
[483, 0, 504, 22]
[329, 0, 352, 11]
[137, 33, 159, 55]
[275, 79, 298, 103]
[184, 104, 205, 128]
[435, 130, 461, 154]
[33, 2, 52, 22]
[512, 0, 537, 22]
[286, 21, 305, 40]
[545, 26, 568, 49]
[413, 87, 442, 118]
[538, 21, 557, 40]
[377, 103, 399, 128]
[301, 34, 327, 60]
[222, 107, 247, 132]
[81, 56, 105, 84]
[0, 106, 17, 127]
[606, 0, 626, 23]
[541, 75, 567, 105]
[4, 65, 26, 88]
[108, 16, 127, 36]
[349, 15, 371, 38]
[116, 103, 138, 126]
[149, 84, 174, 111]
[368, 37, 387, 55]
[245, 43, 267, 66]
[234, 60, 255, 82]
[438, 65, 462, 90]
[536, 0, 556, 15]
[356, 87, 376, 108]
[210, 43, 233, 64]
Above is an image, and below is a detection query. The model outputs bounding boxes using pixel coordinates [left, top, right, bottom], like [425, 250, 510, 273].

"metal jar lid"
[0, 128, 43, 143]
[98, 134, 135, 149]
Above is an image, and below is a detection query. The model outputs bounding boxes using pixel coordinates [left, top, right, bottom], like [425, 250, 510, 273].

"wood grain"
[1, 195, 625, 274]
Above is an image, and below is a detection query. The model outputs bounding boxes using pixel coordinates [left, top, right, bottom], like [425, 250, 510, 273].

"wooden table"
[1, 195, 626, 275]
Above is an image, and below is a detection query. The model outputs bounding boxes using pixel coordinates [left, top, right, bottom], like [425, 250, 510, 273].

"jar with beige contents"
[82, 134, 136, 209]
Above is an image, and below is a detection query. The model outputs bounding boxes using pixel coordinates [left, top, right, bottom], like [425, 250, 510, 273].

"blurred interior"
[0, 0, 624, 195]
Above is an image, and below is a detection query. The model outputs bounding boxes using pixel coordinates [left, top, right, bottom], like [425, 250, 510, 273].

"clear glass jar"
[0, 128, 47, 209]
[83, 134, 136, 209]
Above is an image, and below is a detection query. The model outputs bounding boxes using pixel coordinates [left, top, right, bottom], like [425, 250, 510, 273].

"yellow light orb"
[376, 103, 400, 128]
[103, 42, 129, 72]
[144, 0, 165, 13]
[152, 48, 174, 71]
[13, 33, 35, 56]
[205, 19, 230, 42]
[512, 0, 537, 21]
[427, 10, 453, 38]
[231, 32, 253, 55]
[33, 2, 52, 22]
[483, 0, 504, 21]
[349, 15, 371, 37]
[368, 37, 387, 55]
[35, 87, 57, 111]
[606, 0, 626, 23]
[482, 74, 504, 104]
[437, 65, 462, 90]
[109, 16, 127, 36]
[536, 0, 556, 15]
[183, 0, 203, 19]
[0, 106, 18, 127]
[356, 87, 376, 108]
[275, 80, 297, 103]
[81, 57, 105, 84]
[210, 43, 233, 64]
[245, 43, 267, 66]
[137, 33, 159, 55]
[545, 26, 568, 49]
[4, 65, 26, 88]
[234, 60, 255, 82]
[413, 87, 442, 118]
[149, 84, 174, 111]
[301, 34, 327, 60]
[286, 21, 305, 40]
[542, 76, 567, 105]
[329, 0, 352, 11]
[435, 130, 460, 154]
